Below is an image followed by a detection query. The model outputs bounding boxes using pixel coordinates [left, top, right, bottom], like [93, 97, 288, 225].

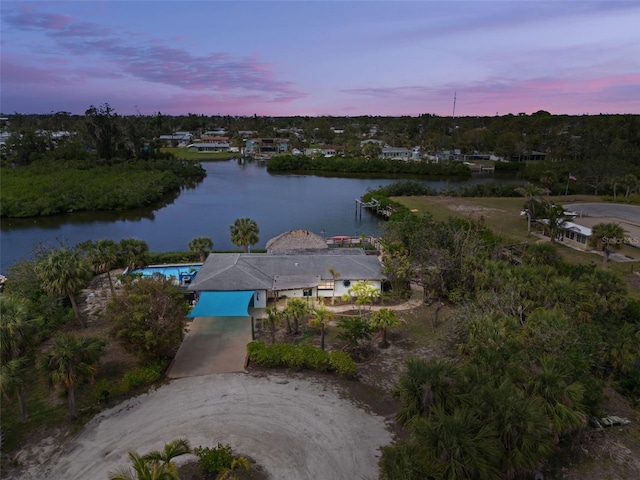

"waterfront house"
[187, 248, 385, 316]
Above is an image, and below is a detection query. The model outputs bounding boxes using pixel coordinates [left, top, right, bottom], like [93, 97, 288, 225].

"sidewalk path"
[324, 282, 424, 314]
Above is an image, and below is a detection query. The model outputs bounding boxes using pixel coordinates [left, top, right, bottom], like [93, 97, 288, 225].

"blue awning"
[187, 291, 255, 318]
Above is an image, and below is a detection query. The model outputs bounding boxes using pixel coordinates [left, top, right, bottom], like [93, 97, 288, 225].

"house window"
[318, 280, 334, 290]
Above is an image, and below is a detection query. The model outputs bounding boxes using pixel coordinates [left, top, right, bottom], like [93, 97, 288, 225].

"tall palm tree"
[328, 268, 340, 305]
[515, 182, 545, 218]
[310, 300, 334, 350]
[87, 239, 120, 294]
[264, 307, 283, 344]
[0, 295, 39, 420]
[188, 236, 214, 262]
[38, 333, 105, 418]
[588, 222, 626, 265]
[229, 218, 259, 253]
[370, 308, 400, 348]
[120, 238, 149, 271]
[541, 203, 566, 243]
[36, 247, 92, 327]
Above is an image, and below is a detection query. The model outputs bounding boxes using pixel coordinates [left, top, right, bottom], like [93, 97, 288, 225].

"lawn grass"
[394, 195, 533, 241]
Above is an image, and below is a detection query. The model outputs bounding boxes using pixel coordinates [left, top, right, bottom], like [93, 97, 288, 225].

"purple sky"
[2, 1, 639, 117]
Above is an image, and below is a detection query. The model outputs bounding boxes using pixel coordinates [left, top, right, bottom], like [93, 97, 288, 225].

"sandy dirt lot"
[9, 373, 394, 480]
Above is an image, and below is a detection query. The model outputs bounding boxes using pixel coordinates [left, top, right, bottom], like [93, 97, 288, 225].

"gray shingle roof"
[189, 251, 384, 291]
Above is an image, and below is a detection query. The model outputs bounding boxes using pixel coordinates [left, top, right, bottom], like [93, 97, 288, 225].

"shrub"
[247, 341, 341, 375]
[121, 363, 163, 389]
[193, 443, 234, 474]
[299, 344, 330, 372]
[329, 351, 357, 378]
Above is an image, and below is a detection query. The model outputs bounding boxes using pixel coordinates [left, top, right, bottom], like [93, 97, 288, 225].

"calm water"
[0, 160, 510, 273]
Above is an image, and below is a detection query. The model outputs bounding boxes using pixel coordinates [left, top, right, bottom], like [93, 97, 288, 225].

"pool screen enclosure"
[187, 291, 255, 317]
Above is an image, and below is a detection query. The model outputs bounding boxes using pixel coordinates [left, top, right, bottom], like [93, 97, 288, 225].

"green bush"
[299, 344, 331, 372]
[282, 345, 307, 371]
[121, 363, 163, 389]
[329, 351, 357, 378]
[193, 443, 234, 474]
[247, 341, 345, 375]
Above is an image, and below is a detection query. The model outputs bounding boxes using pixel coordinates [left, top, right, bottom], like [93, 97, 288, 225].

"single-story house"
[540, 219, 592, 250]
[559, 221, 592, 249]
[187, 249, 385, 317]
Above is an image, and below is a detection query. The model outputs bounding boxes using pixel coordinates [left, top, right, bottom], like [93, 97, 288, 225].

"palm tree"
[217, 456, 250, 480]
[410, 405, 503, 480]
[38, 333, 105, 418]
[370, 308, 400, 348]
[263, 307, 283, 344]
[109, 452, 180, 480]
[328, 268, 340, 305]
[188, 236, 213, 262]
[119, 238, 149, 271]
[478, 380, 554, 479]
[528, 355, 586, 440]
[541, 203, 566, 243]
[229, 218, 259, 253]
[1, 358, 29, 421]
[283, 298, 308, 335]
[36, 246, 92, 327]
[110, 438, 190, 480]
[0, 295, 39, 420]
[310, 300, 334, 350]
[393, 357, 463, 425]
[515, 182, 545, 218]
[588, 222, 626, 265]
[87, 239, 120, 294]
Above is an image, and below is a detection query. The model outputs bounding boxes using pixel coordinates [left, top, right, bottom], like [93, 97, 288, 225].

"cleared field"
[394, 195, 532, 241]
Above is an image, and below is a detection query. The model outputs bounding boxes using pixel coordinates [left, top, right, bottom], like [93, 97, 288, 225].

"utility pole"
[452, 92, 457, 119]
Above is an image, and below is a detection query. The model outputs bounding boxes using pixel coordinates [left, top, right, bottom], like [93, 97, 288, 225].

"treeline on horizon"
[2, 106, 640, 217]
[266, 155, 471, 176]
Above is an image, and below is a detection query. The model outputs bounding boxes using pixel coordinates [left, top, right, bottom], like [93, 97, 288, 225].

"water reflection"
[0, 161, 518, 273]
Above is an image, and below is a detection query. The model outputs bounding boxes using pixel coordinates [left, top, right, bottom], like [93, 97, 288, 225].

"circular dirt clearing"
[23, 373, 394, 479]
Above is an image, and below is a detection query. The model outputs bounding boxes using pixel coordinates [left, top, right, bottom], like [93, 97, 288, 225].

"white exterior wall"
[253, 290, 267, 308]
[333, 280, 382, 298]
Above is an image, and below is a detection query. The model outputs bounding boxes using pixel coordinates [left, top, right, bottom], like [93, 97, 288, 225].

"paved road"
[11, 374, 394, 480]
[564, 203, 640, 224]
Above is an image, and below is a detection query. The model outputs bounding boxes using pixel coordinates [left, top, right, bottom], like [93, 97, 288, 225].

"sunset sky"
[2, 0, 639, 117]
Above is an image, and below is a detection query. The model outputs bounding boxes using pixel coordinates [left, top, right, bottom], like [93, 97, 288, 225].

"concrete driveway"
[12, 374, 394, 480]
[168, 316, 252, 378]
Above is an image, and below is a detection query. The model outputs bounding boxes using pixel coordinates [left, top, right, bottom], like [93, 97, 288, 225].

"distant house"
[187, 136, 230, 152]
[380, 147, 413, 160]
[305, 145, 344, 157]
[159, 132, 192, 146]
[245, 138, 289, 156]
[513, 151, 547, 161]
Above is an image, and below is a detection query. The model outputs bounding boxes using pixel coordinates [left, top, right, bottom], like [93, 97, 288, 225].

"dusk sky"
[2, 0, 639, 117]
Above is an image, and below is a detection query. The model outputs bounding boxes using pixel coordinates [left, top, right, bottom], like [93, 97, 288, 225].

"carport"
[167, 291, 255, 378]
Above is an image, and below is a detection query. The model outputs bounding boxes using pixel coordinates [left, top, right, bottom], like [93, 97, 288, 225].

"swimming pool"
[126, 263, 202, 286]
